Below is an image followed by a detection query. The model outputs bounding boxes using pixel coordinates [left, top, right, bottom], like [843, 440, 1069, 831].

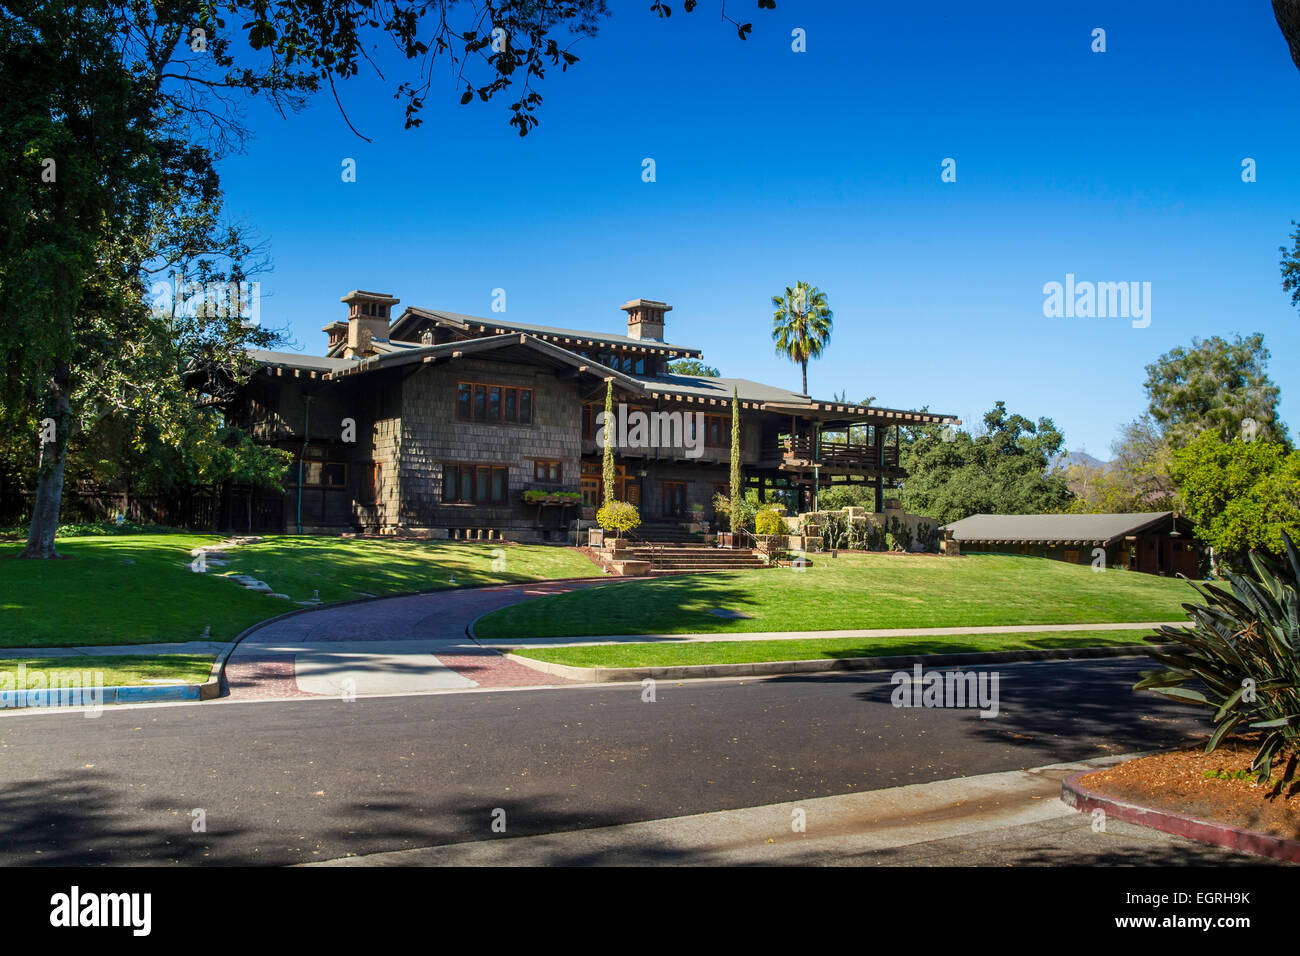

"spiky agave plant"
[1135, 532, 1300, 783]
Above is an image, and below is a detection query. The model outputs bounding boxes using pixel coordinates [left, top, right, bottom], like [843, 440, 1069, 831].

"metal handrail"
[622, 527, 664, 561]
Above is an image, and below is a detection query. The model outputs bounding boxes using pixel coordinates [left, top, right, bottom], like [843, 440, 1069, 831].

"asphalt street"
[0, 657, 1206, 865]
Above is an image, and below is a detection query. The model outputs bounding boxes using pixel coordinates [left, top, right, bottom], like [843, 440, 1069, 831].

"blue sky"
[214, 1, 1300, 456]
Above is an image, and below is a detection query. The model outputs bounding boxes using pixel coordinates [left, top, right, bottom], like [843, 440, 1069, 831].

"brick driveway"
[223, 578, 614, 701]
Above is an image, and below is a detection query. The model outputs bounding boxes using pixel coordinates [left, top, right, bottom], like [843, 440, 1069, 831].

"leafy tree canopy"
[1171, 431, 1300, 562]
[771, 281, 832, 396]
[899, 401, 1071, 526]
[1066, 415, 1178, 514]
[1143, 333, 1286, 448]
[2, 0, 772, 554]
[666, 359, 720, 377]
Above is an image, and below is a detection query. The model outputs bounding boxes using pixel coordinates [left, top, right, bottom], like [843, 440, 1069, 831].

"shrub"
[712, 491, 756, 532]
[864, 523, 888, 551]
[1135, 532, 1300, 783]
[755, 508, 787, 536]
[523, 489, 581, 503]
[887, 515, 914, 552]
[915, 521, 939, 553]
[595, 500, 641, 537]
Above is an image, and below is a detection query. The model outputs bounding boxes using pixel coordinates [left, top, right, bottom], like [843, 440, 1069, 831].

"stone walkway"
[223, 578, 614, 701]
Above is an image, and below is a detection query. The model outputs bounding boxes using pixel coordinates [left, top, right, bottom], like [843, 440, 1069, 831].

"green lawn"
[0, 654, 215, 686]
[511, 629, 1162, 668]
[475, 552, 1200, 640]
[0, 534, 599, 648]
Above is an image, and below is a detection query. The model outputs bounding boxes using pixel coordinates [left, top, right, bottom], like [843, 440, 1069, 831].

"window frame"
[455, 381, 536, 426]
[533, 460, 562, 484]
[442, 463, 510, 505]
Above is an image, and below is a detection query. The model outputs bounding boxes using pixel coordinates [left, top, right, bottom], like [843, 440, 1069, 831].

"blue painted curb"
[0, 684, 200, 709]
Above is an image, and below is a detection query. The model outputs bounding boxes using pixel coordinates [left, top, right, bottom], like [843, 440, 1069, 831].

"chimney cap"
[341, 289, 400, 306]
[620, 299, 671, 313]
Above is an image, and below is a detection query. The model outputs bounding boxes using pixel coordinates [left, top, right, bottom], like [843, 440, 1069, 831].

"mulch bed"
[1081, 736, 1300, 841]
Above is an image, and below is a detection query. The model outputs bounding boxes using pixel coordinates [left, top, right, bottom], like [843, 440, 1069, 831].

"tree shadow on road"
[0, 771, 237, 866]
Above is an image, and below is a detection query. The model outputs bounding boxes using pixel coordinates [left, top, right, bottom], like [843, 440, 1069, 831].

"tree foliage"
[595, 499, 639, 536]
[1281, 219, 1300, 314]
[2, 0, 774, 555]
[666, 359, 720, 377]
[1275, 0, 1300, 74]
[771, 281, 832, 396]
[1066, 416, 1178, 514]
[754, 506, 786, 536]
[601, 377, 615, 505]
[1172, 431, 1300, 562]
[899, 402, 1071, 526]
[1143, 333, 1286, 448]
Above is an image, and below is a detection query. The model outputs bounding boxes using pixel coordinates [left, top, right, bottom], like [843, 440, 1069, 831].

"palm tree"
[771, 282, 833, 395]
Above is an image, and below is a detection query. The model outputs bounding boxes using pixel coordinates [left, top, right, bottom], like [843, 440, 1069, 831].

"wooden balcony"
[771, 436, 899, 471]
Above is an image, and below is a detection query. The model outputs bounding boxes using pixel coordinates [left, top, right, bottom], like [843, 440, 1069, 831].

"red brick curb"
[1061, 770, 1300, 863]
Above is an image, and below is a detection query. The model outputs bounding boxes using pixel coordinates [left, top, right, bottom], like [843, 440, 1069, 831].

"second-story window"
[456, 382, 535, 425]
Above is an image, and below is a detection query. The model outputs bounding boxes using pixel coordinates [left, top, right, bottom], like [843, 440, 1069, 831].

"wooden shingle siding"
[396, 359, 582, 536]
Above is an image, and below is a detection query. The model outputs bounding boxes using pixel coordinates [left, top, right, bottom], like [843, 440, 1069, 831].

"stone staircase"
[634, 521, 709, 544]
[627, 542, 765, 573]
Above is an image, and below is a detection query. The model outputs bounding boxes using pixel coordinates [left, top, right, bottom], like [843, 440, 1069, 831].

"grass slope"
[475, 553, 1199, 639]
[0, 654, 215, 687]
[0, 535, 598, 648]
[512, 629, 1160, 668]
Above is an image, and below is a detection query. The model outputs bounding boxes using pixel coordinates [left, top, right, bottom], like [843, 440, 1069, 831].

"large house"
[220, 290, 959, 540]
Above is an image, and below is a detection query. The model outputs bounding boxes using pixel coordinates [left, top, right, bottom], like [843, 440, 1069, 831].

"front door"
[662, 481, 687, 518]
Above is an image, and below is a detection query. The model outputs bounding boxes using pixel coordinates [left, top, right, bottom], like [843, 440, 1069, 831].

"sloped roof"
[245, 338, 960, 424]
[630, 373, 809, 405]
[322, 332, 647, 392]
[943, 512, 1182, 545]
[246, 349, 358, 373]
[628, 374, 959, 424]
[390, 306, 703, 358]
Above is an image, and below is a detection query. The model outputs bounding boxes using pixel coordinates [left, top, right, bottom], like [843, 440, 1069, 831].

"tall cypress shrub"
[602, 378, 616, 506]
[729, 386, 743, 537]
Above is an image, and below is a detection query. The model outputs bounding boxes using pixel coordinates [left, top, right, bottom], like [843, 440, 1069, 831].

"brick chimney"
[621, 298, 671, 341]
[340, 290, 399, 358]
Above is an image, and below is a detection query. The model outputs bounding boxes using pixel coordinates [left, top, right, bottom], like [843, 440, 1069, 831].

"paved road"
[0, 657, 1208, 865]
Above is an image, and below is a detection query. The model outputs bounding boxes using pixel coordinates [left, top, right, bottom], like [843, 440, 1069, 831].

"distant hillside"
[1056, 450, 1109, 471]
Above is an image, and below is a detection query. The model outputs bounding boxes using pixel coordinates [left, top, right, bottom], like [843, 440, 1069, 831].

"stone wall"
[792, 504, 944, 553]
[349, 375, 403, 533]
[396, 358, 583, 539]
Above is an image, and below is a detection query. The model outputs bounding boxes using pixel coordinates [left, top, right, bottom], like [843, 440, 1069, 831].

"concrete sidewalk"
[475, 621, 1185, 648]
[308, 753, 1259, 867]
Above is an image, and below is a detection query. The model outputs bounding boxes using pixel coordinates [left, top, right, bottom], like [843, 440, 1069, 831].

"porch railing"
[773, 436, 899, 469]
